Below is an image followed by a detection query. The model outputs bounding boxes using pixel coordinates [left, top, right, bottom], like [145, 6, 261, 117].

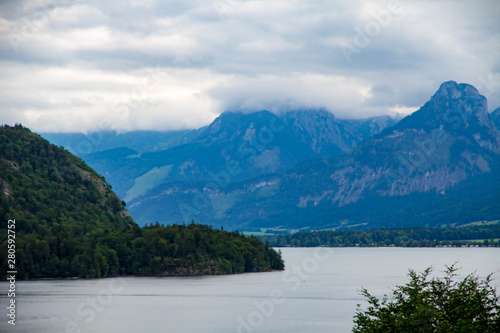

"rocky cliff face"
[492, 107, 500, 132]
[295, 81, 500, 206]
[188, 109, 396, 177]
[282, 109, 397, 155]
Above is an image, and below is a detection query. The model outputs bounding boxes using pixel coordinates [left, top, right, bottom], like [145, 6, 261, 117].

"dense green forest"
[1, 221, 284, 279]
[261, 223, 500, 248]
[0, 124, 284, 279]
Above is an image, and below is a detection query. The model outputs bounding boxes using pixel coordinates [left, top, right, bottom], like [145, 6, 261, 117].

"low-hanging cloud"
[209, 73, 375, 118]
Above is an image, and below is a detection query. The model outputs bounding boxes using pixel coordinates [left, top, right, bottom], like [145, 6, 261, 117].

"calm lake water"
[1, 247, 499, 333]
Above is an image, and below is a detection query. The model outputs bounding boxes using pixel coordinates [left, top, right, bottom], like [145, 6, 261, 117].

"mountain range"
[43, 110, 397, 203]
[42, 81, 500, 231]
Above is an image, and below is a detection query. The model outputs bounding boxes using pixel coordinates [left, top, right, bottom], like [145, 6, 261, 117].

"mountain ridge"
[127, 81, 500, 230]
[58, 109, 397, 202]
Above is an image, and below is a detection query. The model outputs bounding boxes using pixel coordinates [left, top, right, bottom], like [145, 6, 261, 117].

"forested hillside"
[0, 124, 283, 279]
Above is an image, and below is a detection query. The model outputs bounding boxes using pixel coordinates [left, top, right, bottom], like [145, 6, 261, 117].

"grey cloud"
[0, 0, 499, 132]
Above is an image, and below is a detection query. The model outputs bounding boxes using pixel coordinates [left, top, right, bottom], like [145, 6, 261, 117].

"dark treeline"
[0, 125, 284, 279]
[261, 224, 500, 248]
[1, 222, 284, 279]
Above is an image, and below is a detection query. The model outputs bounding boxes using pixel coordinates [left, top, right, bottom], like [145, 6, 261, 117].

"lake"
[1, 247, 499, 332]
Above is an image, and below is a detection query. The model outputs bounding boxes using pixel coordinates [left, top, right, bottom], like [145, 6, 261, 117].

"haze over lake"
[2, 247, 499, 333]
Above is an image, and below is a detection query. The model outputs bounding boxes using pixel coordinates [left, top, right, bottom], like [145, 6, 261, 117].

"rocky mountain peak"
[394, 81, 499, 152]
[430, 81, 490, 128]
[432, 80, 481, 101]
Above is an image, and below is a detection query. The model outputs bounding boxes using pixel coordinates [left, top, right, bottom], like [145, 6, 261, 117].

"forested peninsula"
[0, 125, 284, 279]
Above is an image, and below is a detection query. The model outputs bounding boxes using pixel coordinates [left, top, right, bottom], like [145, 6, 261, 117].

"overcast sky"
[1, 0, 499, 133]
